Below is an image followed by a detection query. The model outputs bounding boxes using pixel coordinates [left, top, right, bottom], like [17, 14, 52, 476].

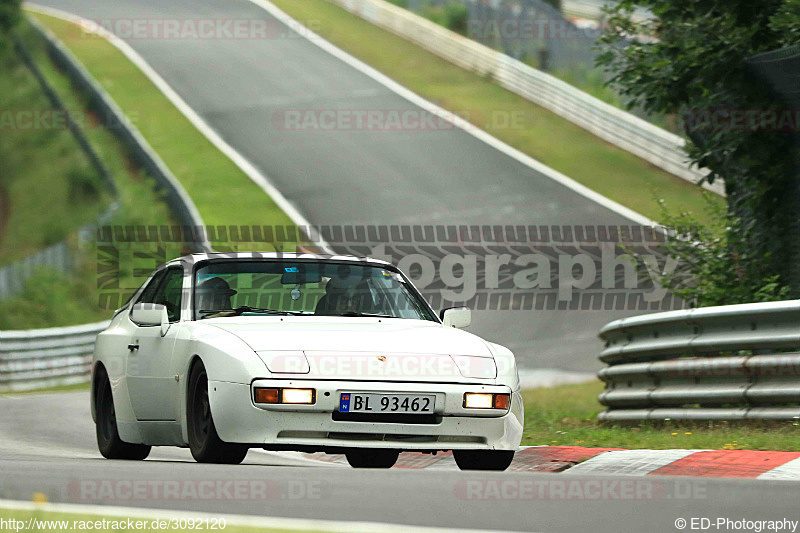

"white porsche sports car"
[92, 253, 523, 470]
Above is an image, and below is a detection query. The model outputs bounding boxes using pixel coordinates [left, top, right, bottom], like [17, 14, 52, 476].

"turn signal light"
[493, 393, 510, 410]
[464, 392, 511, 410]
[254, 387, 316, 405]
[254, 388, 280, 404]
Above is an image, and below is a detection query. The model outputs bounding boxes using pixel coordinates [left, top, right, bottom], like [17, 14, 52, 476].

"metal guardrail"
[597, 300, 800, 421]
[0, 321, 109, 392]
[562, 0, 652, 23]
[327, 0, 722, 195]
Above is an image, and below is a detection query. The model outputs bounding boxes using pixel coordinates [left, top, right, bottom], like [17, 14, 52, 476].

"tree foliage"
[597, 0, 800, 300]
[653, 195, 789, 307]
[0, 0, 21, 50]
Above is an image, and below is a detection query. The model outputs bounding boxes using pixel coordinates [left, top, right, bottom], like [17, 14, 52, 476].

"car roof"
[164, 252, 392, 269]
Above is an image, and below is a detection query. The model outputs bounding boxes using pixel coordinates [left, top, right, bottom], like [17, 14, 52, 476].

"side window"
[154, 268, 184, 322]
[136, 270, 166, 305]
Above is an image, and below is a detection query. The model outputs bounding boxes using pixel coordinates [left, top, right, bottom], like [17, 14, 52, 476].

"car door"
[126, 266, 184, 421]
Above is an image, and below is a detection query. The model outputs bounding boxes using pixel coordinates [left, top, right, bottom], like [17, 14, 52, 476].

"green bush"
[420, 2, 468, 35]
[0, 265, 110, 329]
[444, 2, 468, 35]
[0, 0, 21, 50]
[650, 194, 790, 307]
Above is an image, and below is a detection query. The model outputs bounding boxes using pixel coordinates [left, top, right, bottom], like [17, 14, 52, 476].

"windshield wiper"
[199, 306, 303, 317]
[336, 311, 395, 318]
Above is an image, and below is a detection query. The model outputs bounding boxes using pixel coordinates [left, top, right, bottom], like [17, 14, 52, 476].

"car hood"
[203, 317, 496, 382]
[204, 316, 492, 355]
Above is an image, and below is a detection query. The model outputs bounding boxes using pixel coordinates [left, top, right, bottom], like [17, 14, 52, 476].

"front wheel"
[187, 362, 249, 464]
[345, 449, 399, 468]
[95, 368, 151, 460]
[454, 450, 515, 471]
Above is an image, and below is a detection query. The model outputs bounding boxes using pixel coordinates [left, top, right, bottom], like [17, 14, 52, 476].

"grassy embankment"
[1, 13, 302, 328]
[0, 20, 172, 328]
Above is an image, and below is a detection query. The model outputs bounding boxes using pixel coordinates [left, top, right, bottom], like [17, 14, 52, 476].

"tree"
[0, 0, 22, 50]
[597, 0, 800, 298]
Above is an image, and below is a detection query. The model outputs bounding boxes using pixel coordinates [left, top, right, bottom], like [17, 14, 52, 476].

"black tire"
[454, 450, 515, 471]
[187, 362, 249, 464]
[95, 368, 151, 460]
[345, 449, 399, 469]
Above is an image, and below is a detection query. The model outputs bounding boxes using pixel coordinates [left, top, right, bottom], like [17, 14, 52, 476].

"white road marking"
[249, 0, 656, 227]
[0, 499, 524, 533]
[757, 457, 800, 480]
[565, 449, 702, 476]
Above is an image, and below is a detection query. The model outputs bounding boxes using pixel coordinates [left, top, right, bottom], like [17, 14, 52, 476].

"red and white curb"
[288, 446, 800, 479]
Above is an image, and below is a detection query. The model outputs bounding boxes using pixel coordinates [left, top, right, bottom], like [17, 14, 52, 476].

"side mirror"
[131, 303, 170, 336]
[441, 307, 471, 329]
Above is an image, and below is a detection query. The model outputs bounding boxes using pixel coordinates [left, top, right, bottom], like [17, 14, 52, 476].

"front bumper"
[208, 379, 524, 451]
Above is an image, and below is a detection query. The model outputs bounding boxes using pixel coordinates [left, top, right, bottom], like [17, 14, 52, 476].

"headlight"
[464, 392, 510, 409]
[254, 387, 315, 405]
[281, 388, 315, 404]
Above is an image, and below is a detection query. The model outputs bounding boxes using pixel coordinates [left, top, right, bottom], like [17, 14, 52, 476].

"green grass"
[522, 382, 800, 451]
[269, 0, 722, 225]
[29, 11, 297, 234]
[0, 34, 109, 265]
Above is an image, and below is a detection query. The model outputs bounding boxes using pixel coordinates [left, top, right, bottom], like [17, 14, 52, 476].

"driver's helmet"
[196, 276, 237, 311]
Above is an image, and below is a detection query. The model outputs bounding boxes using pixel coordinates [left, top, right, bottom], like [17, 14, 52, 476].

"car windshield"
[193, 260, 437, 322]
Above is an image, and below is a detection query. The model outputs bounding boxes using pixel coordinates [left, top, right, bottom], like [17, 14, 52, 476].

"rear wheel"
[95, 368, 151, 460]
[454, 450, 515, 471]
[187, 362, 249, 464]
[345, 449, 399, 469]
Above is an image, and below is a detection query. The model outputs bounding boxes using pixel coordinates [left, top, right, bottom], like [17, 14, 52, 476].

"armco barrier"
[597, 300, 800, 421]
[326, 0, 723, 195]
[562, 0, 652, 23]
[0, 321, 109, 392]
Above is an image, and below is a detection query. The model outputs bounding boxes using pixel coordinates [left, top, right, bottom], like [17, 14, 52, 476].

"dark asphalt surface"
[33, 0, 650, 372]
[3, 392, 800, 532]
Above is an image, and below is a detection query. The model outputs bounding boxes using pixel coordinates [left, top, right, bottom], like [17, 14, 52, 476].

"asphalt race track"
[2, 392, 800, 532]
[32, 0, 650, 373]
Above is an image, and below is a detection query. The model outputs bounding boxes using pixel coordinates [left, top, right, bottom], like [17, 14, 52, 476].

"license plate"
[339, 393, 435, 414]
